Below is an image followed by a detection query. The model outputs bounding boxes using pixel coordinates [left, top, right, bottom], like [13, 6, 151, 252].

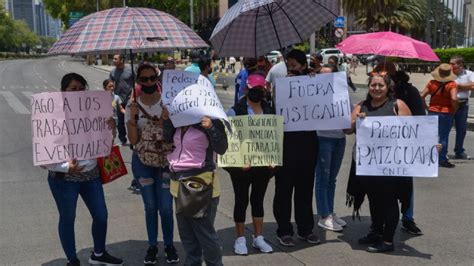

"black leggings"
[229, 168, 272, 223]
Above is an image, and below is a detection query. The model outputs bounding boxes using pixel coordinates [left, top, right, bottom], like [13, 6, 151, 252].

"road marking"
[22, 91, 33, 100]
[43, 85, 48, 89]
[34, 86, 39, 89]
[0, 91, 30, 114]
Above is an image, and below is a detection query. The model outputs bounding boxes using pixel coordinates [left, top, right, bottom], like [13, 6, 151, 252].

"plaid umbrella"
[210, 0, 337, 57]
[48, 7, 208, 55]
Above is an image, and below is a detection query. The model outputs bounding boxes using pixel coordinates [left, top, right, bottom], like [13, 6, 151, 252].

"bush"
[434, 47, 474, 64]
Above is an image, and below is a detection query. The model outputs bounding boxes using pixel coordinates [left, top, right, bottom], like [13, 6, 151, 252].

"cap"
[247, 74, 266, 89]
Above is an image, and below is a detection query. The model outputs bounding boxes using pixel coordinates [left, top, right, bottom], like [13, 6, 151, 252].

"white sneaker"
[332, 214, 347, 227]
[252, 235, 273, 253]
[234, 236, 248, 255]
[318, 216, 343, 232]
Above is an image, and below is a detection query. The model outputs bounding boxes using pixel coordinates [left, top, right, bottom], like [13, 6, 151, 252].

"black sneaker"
[401, 220, 423, 235]
[128, 180, 140, 192]
[67, 258, 80, 266]
[88, 251, 123, 265]
[358, 232, 383, 245]
[276, 235, 295, 247]
[144, 245, 158, 265]
[455, 152, 472, 160]
[165, 245, 180, 264]
[297, 233, 321, 244]
[366, 242, 395, 253]
[440, 161, 455, 168]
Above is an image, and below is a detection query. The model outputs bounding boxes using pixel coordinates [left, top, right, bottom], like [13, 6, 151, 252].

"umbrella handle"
[129, 49, 139, 122]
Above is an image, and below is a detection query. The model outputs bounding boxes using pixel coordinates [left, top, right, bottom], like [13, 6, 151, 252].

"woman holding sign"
[273, 49, 320, 247]
[126, 64, 179, 265]
[314, 65, 348, 232]
[226, 74, 275, 255]
[163, 112, 228, 266]
[345, 72, 413, 253]
[45, 73, 123, 266]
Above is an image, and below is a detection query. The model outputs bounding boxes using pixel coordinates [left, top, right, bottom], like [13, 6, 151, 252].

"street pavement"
[0, 57, 473, 265]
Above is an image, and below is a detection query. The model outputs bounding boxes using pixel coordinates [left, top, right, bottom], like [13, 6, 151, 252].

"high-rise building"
[465, 0, 473, 46]
[11, 0, 37, 33]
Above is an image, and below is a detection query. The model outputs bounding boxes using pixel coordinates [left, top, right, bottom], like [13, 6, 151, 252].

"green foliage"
[0, 5, 40, 52]
[434, 48, 474, 63]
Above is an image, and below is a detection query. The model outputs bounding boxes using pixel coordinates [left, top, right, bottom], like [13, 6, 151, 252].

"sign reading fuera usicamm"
[356, 116, 439, 177]
[31, 91, 113, 166]
[275, 72, 351, 132]
[218, 115, 283, 167]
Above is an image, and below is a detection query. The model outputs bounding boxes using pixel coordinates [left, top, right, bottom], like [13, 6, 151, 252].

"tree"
[0, 4, 39, 52]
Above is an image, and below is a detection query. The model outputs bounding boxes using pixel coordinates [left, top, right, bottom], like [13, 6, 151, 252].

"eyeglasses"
[138, 75, 158, 83]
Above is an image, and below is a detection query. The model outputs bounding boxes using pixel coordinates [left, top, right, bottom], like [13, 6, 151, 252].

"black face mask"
[141, 84, 156, 94]
[310, 62, 317, 68]
[247, 89, 265, 103]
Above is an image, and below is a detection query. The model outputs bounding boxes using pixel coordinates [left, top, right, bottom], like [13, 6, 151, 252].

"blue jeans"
[48, 174, 107, 261]
[454, 102, 469, 155]
[315, 136, 346, 218]
[430, 112, 453, 163]
[402, 192, 414, 222]
[132, 153, 174, 247]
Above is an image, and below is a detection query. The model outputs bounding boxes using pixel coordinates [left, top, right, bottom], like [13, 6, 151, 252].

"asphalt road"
[0, 57, 473, 265]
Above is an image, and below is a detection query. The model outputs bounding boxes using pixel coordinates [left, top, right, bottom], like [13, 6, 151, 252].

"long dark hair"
[365, 73, 395, 103]
[60, 73, 88, 91]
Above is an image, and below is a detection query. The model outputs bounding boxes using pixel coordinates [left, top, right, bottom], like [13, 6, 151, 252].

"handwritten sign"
[275, 72, 351, 132]
[162, 70, 213, 106]
[169, 84, 228, 127]
[218, 115, 283, 167]
[356, 116, 439, 177]
[31, 91, 113, 166]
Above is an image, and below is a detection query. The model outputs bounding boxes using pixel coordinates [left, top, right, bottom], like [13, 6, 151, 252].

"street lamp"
[190, 0, 194, 30]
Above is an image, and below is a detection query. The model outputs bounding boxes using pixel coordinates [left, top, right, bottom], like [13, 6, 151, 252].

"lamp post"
[190, 0, 194, 30]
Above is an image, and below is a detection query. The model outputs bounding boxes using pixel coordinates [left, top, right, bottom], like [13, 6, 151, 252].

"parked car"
[266, 50, 282, 64]
[318, 48, 344, 64]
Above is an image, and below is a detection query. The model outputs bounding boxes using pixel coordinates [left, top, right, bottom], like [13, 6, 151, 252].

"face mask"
[310, 62, 316, 68]
[247, 89, 265, 102]
[141, 84, 156, 94]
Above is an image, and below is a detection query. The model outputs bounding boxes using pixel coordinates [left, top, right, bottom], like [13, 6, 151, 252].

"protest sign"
[275, 72, 351, 132]
[161, 70, 213, 106]
[31, 91, 113, 166]
[169, 84, 227, 127]
[218, 115, 283, 167]
[356, 116, 439, 177]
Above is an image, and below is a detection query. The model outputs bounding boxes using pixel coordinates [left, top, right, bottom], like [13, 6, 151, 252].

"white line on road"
[22, 91, 33, 100]
[0, 91, 30, 114]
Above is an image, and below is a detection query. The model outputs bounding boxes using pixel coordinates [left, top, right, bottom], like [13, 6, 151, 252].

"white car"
[266, 50, 282, 64]
[318, 48, 344, 64]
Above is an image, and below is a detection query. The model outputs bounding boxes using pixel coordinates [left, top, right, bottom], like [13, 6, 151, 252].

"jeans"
[117, 102, 127, 144]
[48, 174, 108, 261]
[402, 192, 414, 222]
[176, 197, 222, 266]
[454, 102, 469, 155]
[429, 112, 453, 163]
[315, 136, 346, 218]
[132, 153, 174, 247]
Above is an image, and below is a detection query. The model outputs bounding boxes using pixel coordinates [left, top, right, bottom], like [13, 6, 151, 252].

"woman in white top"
[45, 73, 122, 266]
[126, 63, 179, 264]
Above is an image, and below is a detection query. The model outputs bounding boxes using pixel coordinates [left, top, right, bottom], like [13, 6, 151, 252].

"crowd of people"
[43, 50, 473, 265]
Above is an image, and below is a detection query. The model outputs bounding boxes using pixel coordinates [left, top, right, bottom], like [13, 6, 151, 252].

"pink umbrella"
[336, 31, 439, 62]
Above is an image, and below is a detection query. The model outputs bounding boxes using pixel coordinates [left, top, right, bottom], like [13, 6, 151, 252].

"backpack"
[134, 102, 174, 167]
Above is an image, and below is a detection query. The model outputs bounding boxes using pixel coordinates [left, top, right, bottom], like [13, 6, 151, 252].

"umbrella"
[210, 0, 338, 57]
[48, 7, 208, 100]
[48, 7, 208, 55]
[335, 31, 439, 62]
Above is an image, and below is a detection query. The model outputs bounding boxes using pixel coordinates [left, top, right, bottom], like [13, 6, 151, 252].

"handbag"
[98, 145, 128, 184]
[175, 173, 214, 218]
